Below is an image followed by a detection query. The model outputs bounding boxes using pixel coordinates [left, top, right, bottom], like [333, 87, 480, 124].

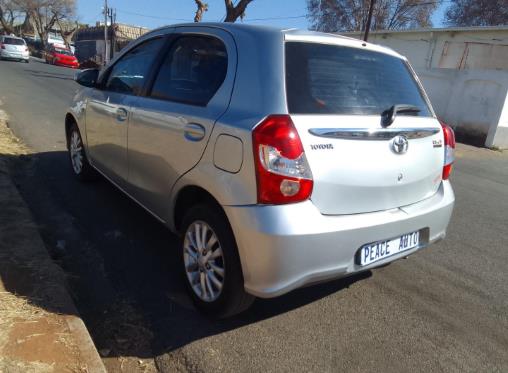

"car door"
[85, 37, 166, 187]
[127, 28, 236, 219]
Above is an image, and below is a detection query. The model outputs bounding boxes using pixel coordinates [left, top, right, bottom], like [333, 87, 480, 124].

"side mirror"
[75, 68, 99, 88]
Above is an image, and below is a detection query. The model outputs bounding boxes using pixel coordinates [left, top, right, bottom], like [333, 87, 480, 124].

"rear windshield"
[285, 42, 432, 116]
[3, 37, 25, 45]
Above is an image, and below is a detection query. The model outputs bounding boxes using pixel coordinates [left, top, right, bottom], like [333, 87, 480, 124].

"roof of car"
[145, 22, 403, 59]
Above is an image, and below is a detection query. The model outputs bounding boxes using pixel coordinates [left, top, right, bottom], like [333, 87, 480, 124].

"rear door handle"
[184, 123, 206, 141]
[116, 108, 128, 122]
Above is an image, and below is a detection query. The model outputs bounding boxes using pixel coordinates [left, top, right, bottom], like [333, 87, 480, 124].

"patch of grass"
[488, 146, 504, 152]
[0, 111, 30, 157]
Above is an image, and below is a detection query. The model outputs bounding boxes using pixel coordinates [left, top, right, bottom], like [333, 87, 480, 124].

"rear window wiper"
[381, 104, 421, 128]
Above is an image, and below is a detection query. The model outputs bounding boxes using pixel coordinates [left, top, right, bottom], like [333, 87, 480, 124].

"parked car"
[66, 23, 455, 318]
[24, 38, 44, 58]
[0, 35, 29, 63]
[45, 44, 79, 68]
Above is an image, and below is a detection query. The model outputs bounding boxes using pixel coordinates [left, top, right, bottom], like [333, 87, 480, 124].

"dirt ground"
[0, 113, 95, 373]
[0, 112, 155, 373]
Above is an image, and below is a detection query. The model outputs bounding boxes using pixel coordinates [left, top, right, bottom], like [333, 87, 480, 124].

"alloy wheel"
[69, 130, 83, 175]
[184, 221, 225, 302]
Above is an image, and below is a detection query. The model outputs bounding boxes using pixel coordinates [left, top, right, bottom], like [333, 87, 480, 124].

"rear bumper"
[0, 50, 29, 60]
[224, 180, 454, 298]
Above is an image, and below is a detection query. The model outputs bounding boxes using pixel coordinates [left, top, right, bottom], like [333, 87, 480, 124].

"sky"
[77, 0, 447, 31]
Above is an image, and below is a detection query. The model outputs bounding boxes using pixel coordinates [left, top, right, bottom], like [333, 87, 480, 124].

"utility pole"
[363, 0, 375, 42]
[104, 0, 109, 64]
[108, 8, 116, 59]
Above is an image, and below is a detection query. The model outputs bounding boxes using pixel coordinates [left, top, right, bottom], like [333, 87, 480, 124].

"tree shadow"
[1, 150, 372, 361]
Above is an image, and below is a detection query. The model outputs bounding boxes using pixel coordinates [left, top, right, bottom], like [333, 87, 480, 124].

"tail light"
[252, 115, 313, 204]
[0, 44, 5, 49]
[440, 120, 455, 180]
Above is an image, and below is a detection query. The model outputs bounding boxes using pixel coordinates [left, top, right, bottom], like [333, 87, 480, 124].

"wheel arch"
[64, 113, 78, 149]
[173, 185, 226, 233]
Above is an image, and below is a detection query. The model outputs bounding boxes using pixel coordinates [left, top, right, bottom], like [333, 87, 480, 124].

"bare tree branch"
[55, 15, 77, 48]
[14, 0, 76, 48]
[194, 0, 208, 22]
[224, 0, 253, 22]
[445, 0, 508, 27]
[307, 0, 439, 32]
[0, 0, 20, 34]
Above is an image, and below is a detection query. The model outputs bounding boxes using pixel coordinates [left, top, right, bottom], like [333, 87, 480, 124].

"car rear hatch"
[285, 40, 445, 215]
[2, 37, 26, 54]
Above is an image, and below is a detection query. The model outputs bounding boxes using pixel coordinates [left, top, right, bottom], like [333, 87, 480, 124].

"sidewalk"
[0, 114, 106, 372]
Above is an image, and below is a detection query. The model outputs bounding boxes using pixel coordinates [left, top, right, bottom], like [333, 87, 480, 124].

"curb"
[66, 317, 108, 373]
[0, 117, 106, 373]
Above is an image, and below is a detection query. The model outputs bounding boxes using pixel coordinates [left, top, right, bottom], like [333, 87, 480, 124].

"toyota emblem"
[392, 135, 409, 154]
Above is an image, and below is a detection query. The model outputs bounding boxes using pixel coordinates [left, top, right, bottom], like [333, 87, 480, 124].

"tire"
[181, 204, 255, 318]
[67, 123, 97, 181]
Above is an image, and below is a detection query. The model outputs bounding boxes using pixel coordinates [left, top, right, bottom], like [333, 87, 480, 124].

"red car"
[45, 44, 79, 68]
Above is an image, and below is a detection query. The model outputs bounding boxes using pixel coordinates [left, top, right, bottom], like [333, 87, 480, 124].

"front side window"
[285, 42, 431, 116]
[105, 38, 165, 95]
[150, 35, 228, 106]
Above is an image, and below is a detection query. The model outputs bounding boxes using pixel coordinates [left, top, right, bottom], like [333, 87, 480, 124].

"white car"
[0, 35, 29, 63]
[66, 23, 455, 317]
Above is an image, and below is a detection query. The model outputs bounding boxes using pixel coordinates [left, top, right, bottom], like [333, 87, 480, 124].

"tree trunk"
[55, 17, 78, 49]
[21, 13, 33, 35]
[32, 10, 58, 50]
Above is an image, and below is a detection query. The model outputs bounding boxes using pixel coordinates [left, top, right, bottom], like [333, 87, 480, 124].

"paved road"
[1, 58, 507, 373]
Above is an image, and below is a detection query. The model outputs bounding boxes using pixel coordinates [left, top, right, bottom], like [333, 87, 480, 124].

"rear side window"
[105, 37, 165, 95]
[4, 37, 25, 45]
[150, 35, 227, 106]
[285, 42, 431, 116]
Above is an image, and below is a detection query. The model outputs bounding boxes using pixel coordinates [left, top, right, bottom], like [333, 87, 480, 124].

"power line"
[116, 8, 307, 24]
[116, 9, 191, 22]
[115, 0, 451, 26]
[82, 11, 106, 25]
[243, 15, 307, 22]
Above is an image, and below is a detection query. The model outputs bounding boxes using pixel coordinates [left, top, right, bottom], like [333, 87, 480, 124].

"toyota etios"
[66, 23, 455, 317]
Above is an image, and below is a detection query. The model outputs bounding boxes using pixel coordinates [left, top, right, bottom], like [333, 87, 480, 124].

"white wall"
[344, 28, 508, 70]
[417, 69, 508, 148]
[487, 89, 508, 149]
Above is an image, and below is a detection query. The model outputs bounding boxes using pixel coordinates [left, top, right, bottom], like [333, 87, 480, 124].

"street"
[0, 58, 507, 372]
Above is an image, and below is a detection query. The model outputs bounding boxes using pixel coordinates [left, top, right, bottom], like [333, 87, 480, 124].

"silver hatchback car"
[66, 23, 455, 317]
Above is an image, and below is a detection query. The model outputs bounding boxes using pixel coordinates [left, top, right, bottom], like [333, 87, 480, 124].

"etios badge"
[392, 135, 409, 154]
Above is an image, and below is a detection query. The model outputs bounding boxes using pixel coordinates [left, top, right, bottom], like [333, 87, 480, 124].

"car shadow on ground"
[2, 150, 372, 361]
[24, 68, 76, 81]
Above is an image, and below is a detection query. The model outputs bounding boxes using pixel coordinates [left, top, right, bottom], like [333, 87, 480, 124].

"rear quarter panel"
[168, 28, 289, 229]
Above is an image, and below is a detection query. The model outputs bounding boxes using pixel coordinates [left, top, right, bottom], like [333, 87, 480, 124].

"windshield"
[285, 42, 432, 116]
[4, 37, 25, 45]
[55, 48, 73, 56]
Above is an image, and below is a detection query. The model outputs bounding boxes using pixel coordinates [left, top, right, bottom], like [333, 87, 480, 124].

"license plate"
[358, 231, 420, 266]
